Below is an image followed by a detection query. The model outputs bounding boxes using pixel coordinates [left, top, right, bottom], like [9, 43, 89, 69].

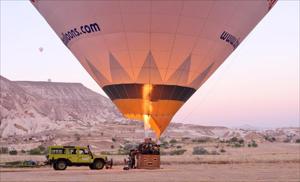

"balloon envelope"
[31, 0, 277, 137]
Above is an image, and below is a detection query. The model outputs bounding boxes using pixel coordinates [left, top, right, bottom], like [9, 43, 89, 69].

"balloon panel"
[31, 0, 277, 136]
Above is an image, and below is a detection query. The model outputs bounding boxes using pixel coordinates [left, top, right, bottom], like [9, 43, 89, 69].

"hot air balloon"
[31, 0, 277, 137]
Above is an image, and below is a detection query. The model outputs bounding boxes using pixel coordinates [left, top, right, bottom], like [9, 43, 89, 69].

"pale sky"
[1, 1, 299, 128]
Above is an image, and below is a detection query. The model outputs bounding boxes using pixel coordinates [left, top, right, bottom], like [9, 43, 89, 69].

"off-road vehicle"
[46, 145, 112, 170]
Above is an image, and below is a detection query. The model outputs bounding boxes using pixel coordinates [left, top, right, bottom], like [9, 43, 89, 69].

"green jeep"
[46, 145, 112, 170]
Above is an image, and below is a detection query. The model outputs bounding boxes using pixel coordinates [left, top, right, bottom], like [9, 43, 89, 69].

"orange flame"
[142, 84, 153, 134]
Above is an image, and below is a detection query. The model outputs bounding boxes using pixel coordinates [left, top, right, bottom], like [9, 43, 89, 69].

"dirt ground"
[0, 143, 299, 182]
[1, 163, 299, 182]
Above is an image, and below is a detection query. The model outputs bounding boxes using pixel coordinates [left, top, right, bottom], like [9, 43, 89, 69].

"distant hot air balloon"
[31, 0, 277, 137]
[39, 47, 44, 52]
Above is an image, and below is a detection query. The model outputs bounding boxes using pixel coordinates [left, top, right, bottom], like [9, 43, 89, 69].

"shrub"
[123, 143, 138, 152]
[176, 145, 182, 149]
[296, 139, 300, 143]
[110, 145, 114, 149]
[264, 135, 276, 142]
[220, 148, 226, 153]
[192, 146, 208, 155]
[28, 146, 46, 155]
[169, 149, 186, 155]
[233, 143, 243, 148]
[74, 133, 80, 141]
[181, 137, 191, 142]
[112, 137, 116, 142]
[229, 137, 238, 143]
[238, 139, 244, 144]
[38, 145, 46, 152]
[0, 147, 8, 154]
[9, 150, 18, 155]
[160, 141, 169, 149]
[169, 139, 177, 144]
[21, 150, 26, 154]
[192, 137, 210, 143]
[248, 140, 258, 147]
[251, 140, 258, 147]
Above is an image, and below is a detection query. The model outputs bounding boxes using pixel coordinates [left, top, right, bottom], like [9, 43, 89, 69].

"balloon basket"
[136, 154, 160, 169]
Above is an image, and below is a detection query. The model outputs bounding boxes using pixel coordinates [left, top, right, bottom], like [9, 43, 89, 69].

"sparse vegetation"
[248, 140, 258, 147]
[160, 141, 169, 149]
[192, 137, 211, 143]
[192, 146, 209, 155]
[0, 147, 8, 154]
[181, 137, 191, 142]
[9, 149, 18, 155]
[170, 139, 177, 144]
[74, 133, 80, 141]
[100, 151, 114, 155]
[229, 137, 238, 143]
[264, 135, 276, 142]
[28, 145, 47, 155]
[169, 149, 186, 155]
[220, 148, 226, 153]
[233, 143, 243, 148]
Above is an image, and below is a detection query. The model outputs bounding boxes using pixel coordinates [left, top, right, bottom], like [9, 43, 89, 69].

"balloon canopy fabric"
[31, 0, 277, 137]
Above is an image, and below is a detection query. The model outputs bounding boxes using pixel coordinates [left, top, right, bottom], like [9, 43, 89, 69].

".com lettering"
[61, 23, 101, 46]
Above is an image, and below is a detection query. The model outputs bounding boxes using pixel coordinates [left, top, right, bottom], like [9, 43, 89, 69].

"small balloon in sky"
[38, 47, 43, 52]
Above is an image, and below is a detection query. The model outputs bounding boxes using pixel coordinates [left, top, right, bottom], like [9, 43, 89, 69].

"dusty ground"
[1, 163, 299, 182]
[0, 143, 299, 182]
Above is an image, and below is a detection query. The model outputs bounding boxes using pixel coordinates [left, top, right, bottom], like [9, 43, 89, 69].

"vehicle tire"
[55, 160, 67, 170]
[89, 164, 95, 170]
[53, 163, 58, 170]
[93, 159, 104, 170]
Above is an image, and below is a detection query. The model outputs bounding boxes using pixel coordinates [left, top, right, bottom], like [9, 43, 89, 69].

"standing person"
[129, 149, 137, 168]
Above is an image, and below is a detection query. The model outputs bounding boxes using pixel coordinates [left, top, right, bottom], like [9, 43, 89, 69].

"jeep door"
[77, 148, 92, 163]
[67, 148, 78, 163]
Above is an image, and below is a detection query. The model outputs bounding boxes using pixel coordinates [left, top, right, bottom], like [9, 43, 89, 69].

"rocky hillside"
[0, 75, 299, 151]
[0, 75, 125, 137]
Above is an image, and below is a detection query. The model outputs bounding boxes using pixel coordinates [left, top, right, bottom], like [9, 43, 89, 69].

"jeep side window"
[69, 149, 77, 155]
[51, 148, 65, 154]
[79, 149, 89, 155]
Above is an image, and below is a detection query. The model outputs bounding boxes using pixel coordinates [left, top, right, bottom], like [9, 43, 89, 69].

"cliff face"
[0, 75, 124, 137]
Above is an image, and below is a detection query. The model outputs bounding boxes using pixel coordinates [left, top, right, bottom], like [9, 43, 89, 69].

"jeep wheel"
[55, 160, 67, 170]
[89, 164, 95, 170]
[53, 163, 58, 170]
[93, 159, 104, 170]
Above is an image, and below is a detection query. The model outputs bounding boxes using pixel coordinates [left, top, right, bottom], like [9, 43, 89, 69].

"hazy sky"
[1, 1, 299, 128]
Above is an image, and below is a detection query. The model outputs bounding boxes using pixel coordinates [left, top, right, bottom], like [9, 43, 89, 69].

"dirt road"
[1, 163, 299, 182]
